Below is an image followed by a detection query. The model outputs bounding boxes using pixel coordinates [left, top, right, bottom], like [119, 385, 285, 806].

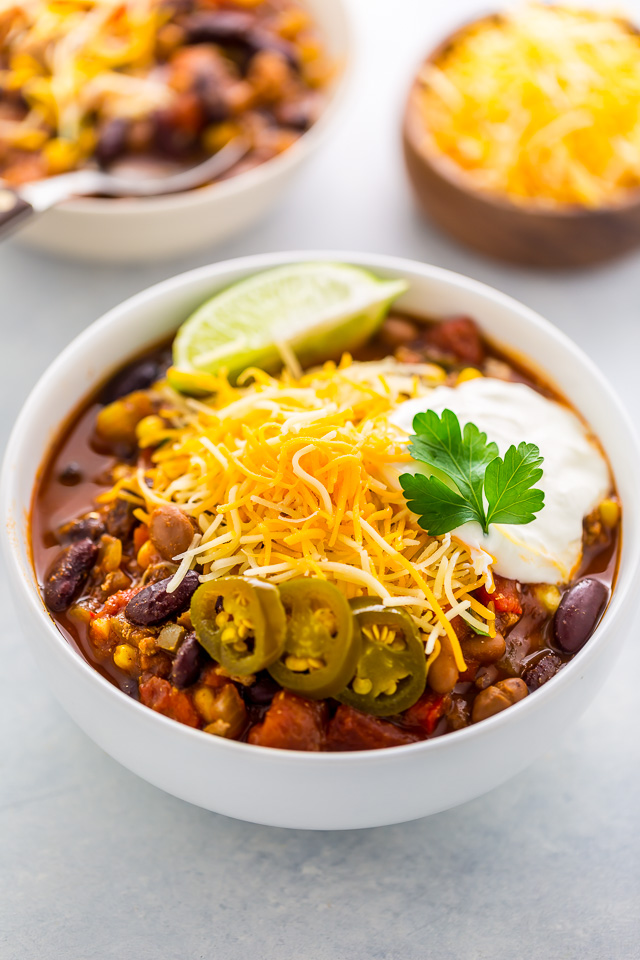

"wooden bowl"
[402, 17, 640, 269]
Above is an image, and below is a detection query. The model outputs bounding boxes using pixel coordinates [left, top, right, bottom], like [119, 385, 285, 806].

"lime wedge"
[172, 262, 408, 386]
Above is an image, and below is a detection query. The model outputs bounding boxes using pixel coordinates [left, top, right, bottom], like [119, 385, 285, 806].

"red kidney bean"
[44, 538, 99, 613]
[95, 118, 129, 168]
[125, 571, 200, 626]
[554, 578, 608, 653]
[170, 633, 203, 688]
[57, 515, 105, 544]
[101, 358, 161, 403]
[522, 652, 563, 691]
[182, 12, 298, 68]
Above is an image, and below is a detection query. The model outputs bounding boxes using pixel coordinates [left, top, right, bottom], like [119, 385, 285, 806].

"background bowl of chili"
[12, 0, 352, 263]
[2, 251, 639, 830]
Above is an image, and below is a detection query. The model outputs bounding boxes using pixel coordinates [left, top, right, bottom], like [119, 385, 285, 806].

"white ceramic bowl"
[2, 251, 639, 830]
[15, 0, 351, 263]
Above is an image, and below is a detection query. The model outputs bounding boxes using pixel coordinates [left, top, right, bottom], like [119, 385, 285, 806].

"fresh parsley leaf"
[407, 409, 498, 523]
[399, 471, 478, 536]
[484, 441, 545, 526]
[399, 409, 545, 536]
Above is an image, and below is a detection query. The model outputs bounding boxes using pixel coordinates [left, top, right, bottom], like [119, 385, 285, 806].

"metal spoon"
[0, 137, 248, 239]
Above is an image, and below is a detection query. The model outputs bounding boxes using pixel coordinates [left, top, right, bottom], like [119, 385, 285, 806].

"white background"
[1, 1, 639, 957]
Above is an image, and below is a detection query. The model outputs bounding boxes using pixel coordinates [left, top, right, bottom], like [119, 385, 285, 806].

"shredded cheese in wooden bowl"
[418, 3, 640, 208]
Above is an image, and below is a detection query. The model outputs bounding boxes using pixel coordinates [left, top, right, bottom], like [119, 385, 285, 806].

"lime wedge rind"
[172, 262, 409, 386]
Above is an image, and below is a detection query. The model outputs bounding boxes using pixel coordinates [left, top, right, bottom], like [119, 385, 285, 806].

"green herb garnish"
[399, 409, 545, 536]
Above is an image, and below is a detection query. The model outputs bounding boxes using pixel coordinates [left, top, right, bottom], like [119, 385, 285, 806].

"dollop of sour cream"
[389, 377, 611, 584]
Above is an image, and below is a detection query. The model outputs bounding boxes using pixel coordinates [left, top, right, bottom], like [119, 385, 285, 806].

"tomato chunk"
[476, 575, 522, 615]
[403, 692, 451, 735]
[326, 705, 420, 751]
[139, 676, 200, 727]
[424, 316, 485, 366]
[101, 586, 140, 617]
[248, 691, 327, 751]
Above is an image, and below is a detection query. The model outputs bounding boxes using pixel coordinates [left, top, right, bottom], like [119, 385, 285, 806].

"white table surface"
[2, 1, 639, 957]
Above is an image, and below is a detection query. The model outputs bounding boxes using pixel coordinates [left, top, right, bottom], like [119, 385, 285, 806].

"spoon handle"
[0, 187, 35, 237]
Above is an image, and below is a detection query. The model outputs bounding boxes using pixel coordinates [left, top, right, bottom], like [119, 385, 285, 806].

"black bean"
[170, 632, 203, 688]
[554, 578, 608, 654]
[522, 653, 563, 691]
[105, 499, 136, 542]
[244, 672, 280, 705]
[125, 571, 200, 626]
[96, 118, 129, 168]
[182, 12, 298, 68]
[57, 515, 106, 544]
[58, 462, 83, 486]
[44, 538, 99, 613]
[101, 359, 161, 403]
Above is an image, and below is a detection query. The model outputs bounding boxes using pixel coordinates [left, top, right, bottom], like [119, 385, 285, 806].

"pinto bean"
[148, 504, 194, 561]
[379, 315, 420, 350]
[554, 578, 608, 653]
[170, 632, 203, 688]
[472, 677, 528, 723]
[460, 632, 506, 664]
[44, 538, 99, 613]
[428, 634, 459, 694]
[125, 571, 199, 626]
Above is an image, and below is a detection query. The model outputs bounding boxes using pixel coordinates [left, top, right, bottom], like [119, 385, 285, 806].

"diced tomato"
[403, 692, 451, 735]
[139, 676, 200, 728]
[100, 586, 141, 617]
[424, 316, 485, 366]
[248, 691, 327, 751]
[326, 705, 420, 751]
[476, 575, 522, 616]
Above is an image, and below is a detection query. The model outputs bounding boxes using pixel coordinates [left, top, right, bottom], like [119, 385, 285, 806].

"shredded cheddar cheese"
[101, 357, 495, 670]
[418, 3, 640, 207]
[99, 356, 497, 671]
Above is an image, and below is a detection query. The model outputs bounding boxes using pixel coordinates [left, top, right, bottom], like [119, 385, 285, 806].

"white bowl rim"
[42, 1, 354, 217]
[3, 249, 639, 765]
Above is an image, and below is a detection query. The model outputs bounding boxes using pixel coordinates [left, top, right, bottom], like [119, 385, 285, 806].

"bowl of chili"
[2, 251, 639, 829]
[1, 0, 351, 261]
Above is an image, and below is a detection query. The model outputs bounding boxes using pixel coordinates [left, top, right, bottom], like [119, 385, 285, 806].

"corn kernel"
[43, 137, 80, 175]
[599, 498, 620, 529]
[137, 539, 157, 570]
[89, 617, 111, 644]
[194, 686, 219, 723]
[113, 643, 137, 673]
[535, 584, 562, 614]
[456, 367, 483, 385]
[204, 720, 232, 738]
[101, 536, 122, 572]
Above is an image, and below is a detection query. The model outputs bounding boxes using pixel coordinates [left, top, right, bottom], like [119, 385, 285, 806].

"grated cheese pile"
[0, 0, 173, 162]
[418, 3, 640, 207]
[100, 356, 497, 671]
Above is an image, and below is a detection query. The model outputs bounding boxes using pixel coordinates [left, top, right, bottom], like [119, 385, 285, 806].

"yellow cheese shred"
[418, 3, 640, 207]
[115, 357, 497, 672]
